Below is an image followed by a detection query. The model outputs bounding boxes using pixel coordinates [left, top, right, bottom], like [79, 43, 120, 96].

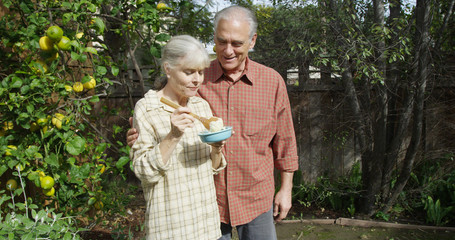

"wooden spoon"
[160, 97, 219, 130]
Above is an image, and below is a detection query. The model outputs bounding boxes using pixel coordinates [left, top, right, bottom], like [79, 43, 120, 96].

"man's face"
[214, 18, 256, 73]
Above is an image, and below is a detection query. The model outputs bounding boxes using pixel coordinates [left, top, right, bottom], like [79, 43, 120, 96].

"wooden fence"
[97, 65, 455, 183]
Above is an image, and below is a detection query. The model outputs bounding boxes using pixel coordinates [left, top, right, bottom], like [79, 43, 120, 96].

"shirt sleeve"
[273, 77, 299, 172]
[130, 99, 172, 185]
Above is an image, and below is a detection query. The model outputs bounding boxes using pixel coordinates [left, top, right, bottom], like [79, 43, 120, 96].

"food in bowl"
[209, 118, 224, 132]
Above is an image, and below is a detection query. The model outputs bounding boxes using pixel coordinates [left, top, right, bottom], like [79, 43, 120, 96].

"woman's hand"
[208, 140, 225, 152]
[169, 107, 196, 138]
[208, 140, 225, 169]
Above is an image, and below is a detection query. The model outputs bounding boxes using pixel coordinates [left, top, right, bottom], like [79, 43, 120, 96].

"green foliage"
[291, 162, 362, 217]
[423, 196, 453, 226]
[0, 208, 83, 240]
[403, 154, 455, 225]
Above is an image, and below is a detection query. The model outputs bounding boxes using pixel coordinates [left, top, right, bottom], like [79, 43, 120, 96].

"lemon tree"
[0, 0, 213, 238]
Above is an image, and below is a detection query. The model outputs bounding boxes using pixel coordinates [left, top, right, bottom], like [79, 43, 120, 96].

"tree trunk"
[435, 0, 455, 50]
[382, 0, 431, 212]
[381, 0, 403, 202]
[359, 0, 388, 215]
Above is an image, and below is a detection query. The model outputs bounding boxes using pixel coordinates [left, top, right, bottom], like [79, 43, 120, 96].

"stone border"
[279, 218, 455, 232]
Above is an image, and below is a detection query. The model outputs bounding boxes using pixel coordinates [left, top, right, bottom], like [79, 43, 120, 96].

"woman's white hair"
[154, 35, 209, 89]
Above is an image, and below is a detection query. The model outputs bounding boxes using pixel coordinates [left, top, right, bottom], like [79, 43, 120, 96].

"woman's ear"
[164, 63, 171, 76]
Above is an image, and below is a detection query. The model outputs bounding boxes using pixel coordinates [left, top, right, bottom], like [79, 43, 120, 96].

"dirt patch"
[274, 221, 455, 240]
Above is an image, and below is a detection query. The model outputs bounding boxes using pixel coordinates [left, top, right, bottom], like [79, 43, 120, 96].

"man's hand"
[273, 171, 294, 222]
[126, 117, 138, 147]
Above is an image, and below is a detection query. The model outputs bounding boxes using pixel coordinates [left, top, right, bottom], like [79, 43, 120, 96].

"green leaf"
[155, 33, 171, 42]
[85, 47, 98, 55]
[116, 156, 130, 169]
[91, 17, 105, 34]
[150, 46, 160, 58]
[44, 153, 59, 167]
[87, 3, 96, 12]
[111, 66, 119, 76]
[0, 165, 8, 177]
[96, 66, 107, 76]
[90, 95, 99, 103]
[11, 77, 23, 88]
[65, 136, 86, 155]
[81, 75, 91, 84]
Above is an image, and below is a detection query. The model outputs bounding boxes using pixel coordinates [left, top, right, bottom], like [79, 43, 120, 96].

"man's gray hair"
[214, 6, 257, 40]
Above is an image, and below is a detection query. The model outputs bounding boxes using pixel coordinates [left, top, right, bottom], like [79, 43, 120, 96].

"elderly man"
[127, 6, 298, 240]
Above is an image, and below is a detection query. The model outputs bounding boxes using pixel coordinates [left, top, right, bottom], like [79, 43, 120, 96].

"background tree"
[253, 0, 454, 217]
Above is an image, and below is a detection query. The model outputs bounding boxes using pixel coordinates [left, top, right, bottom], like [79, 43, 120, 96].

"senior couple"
[127, 5, 298, 240]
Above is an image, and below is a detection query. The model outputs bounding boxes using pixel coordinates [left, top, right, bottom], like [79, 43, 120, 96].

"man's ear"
[249, 33, 257, 49]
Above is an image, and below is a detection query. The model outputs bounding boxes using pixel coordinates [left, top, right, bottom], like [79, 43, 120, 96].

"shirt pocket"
[243, 108, 275, 137]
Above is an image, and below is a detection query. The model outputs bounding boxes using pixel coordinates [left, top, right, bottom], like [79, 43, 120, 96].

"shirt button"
[230, 107, 235, 111]
[230, 150, 234, 154]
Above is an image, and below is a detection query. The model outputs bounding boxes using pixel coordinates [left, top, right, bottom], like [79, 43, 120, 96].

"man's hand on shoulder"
[127, 117, 138, 147]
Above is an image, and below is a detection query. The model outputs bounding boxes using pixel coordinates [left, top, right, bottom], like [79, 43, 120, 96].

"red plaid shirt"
[198, 58, 299, 226]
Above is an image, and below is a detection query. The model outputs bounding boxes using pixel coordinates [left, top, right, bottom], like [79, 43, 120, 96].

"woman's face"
[165, 60, 205, 101]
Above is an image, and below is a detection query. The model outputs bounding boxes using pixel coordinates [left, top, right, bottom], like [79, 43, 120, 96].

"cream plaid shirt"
[130, 90, 226, 240]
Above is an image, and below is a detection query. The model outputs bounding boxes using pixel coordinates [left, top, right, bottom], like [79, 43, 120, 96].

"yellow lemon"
[73, 82, 84, 92]
[32, 59, 48, 74]
[52, 113, 65, 129]
[94, 201, 104, 210]
[16, 164, 25, 171]
[157, 2, 167, 10]
[57, 36, 71, 51]
[83, 76, 96, 89]
[3, 121, 13, 131]
[46, 25, 63, 42]
[76, 32, 84, 39]
[64, 85, 73, 92]
[99, 164, 106, 174]
[5, 145, 17, 156]
[45, 51, 59, 62]
[39, 36, 54, 52]
[40, 176, 55, 190]
[43, 187, 55, 197]
[30, 122, 40, 132]
[37, 117, 48, 126]
[6, 179, 18, 191]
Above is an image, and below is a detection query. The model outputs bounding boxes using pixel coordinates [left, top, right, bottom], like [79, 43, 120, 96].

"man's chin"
[220, 62, 238, 71]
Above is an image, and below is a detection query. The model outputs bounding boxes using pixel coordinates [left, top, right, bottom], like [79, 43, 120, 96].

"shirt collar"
[145, 90, 203, 111]
[211, 57, 255, 85]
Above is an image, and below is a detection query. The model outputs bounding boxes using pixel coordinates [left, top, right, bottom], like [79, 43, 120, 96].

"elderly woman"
[130, 35, 226, 240]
